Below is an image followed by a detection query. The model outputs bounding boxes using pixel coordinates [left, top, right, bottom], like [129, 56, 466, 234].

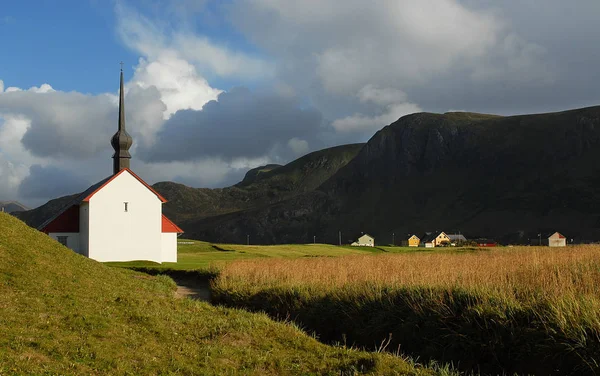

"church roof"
[162, 215, 184, 233]
[82, 168, 167, 203]
[39, 169, 172, 233]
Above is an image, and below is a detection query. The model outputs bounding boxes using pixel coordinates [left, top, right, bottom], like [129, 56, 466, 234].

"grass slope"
[0, 213, 440, 375]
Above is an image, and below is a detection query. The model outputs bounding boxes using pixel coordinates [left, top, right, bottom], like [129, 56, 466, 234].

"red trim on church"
[41, 205, 79, 233]
[82, 168, 167, 203]
[162, 215, 184, 233]
[42, 208, 182, 234]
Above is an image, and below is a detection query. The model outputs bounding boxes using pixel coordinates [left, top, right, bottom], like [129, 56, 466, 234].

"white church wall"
[49, 232, 80, 253]
[79, 203, 89, 257]
[161, 233, 178, 262]
[88, 171, 162, 262]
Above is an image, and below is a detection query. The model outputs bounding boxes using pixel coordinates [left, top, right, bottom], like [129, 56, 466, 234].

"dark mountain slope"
[0, 201, 29, 213]
[186, 106, 600, 244]
[13, 194, 77, 229]
[149, 143, 363, 223]
[17, 143, 364, 229]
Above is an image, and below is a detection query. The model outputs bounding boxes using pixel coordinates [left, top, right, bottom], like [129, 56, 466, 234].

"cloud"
[19, 165, 90, 199]
[332, 85, 421, 133]
[138, 87, 323, 163]
[130, 56, 221, 119]
[287, 137, 309, 156]
[116, 3, 272, 81]
[230, 0, 549, 96]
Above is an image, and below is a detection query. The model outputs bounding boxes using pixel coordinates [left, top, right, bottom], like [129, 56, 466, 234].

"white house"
[547, 232, 567, 247]
[39, 69, 182, 263]
[351, 234, 375, 247]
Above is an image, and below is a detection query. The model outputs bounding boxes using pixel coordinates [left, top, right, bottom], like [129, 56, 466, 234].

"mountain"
[19, 105, 600, 244]
[184, 106, 600, 244]
[0, 201, 29, 213]
[16, 143, 364, 229]
[13, 194, 77, 229]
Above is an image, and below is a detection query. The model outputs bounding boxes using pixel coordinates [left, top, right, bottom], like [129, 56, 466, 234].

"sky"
[1, 0, 600, 208]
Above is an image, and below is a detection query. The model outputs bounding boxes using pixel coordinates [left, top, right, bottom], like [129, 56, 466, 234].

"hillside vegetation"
[212, 246, 600, 375]
[0, 213, 442, 375]
[16, 143, 364, 231]
[187, 106, 600, 244]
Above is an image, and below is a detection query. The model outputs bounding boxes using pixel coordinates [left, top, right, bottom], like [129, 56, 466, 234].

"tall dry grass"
[213, 246, 600, 374]
[217, 246, 600, 298]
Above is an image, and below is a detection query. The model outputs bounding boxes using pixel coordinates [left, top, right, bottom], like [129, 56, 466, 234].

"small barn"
[408, 235, 420, 247]
[351, 234, 375, 247]
[548, 232, 567, 247]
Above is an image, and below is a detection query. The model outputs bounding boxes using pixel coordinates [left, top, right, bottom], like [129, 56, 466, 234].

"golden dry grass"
[218, 246, 600, 296]
[213, 246, 600, 374]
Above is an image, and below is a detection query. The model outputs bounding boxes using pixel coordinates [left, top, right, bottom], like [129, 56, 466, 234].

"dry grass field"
[212, 246, 600, 375]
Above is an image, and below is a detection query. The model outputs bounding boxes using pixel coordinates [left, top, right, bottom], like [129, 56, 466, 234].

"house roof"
[408, 235, 420, 240]
[420, 233, 436, 243]
[548, 232, 566, 239]
[162, 214, 184, 233]
[447, 234, 467, 242]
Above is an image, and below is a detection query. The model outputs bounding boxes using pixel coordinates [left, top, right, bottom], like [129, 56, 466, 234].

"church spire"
[111, 63, 133, 175]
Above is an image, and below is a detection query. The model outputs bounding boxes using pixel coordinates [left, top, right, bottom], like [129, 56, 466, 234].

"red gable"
[162, 215, 184, 233]
[83, 168, 167, 203]
[41, 205, 79, 233]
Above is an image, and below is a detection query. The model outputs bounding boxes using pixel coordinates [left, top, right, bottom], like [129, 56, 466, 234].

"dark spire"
[111, 63, 133, 174]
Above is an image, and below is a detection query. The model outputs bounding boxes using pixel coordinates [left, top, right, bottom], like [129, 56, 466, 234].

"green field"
[107, 240, 435, 271]
[0, 213, 451, 375]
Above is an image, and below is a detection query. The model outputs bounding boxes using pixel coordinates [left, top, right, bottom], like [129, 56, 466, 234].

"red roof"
[83, 168, 167, 203]
[162, 215, 184, 233]
[41, 205, 79, 233]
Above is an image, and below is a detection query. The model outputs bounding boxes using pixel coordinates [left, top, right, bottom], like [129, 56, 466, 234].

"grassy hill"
[0, 212, 440, 375]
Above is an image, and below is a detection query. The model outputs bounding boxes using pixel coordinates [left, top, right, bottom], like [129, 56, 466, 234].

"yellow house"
[434, 232, 450, 246]
[408, 235, 420, 247]
[422, 232, 451, 247]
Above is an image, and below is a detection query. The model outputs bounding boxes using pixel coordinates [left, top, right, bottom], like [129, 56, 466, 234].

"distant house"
[447, 234, 467, 245]
[475, 239, 497, 247]
[408, 235, 420, 247]
[547, 232, 567, 247]
[351, 234, 375, 247]
[421, 232, 450, 247]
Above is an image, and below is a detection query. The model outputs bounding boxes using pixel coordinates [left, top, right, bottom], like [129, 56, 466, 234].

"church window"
[124, 202, 129, 212]
[57, 236, 68, 246]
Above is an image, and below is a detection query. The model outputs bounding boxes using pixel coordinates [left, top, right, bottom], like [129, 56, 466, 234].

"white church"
[39, 69, 182, 263]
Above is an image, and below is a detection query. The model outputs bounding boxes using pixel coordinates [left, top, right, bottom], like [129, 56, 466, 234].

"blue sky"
[1, 1, 134, 93]
[1, 0, 600, 207]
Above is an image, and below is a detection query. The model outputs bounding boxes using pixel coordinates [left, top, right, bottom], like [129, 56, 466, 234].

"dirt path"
[172, 277, 212, 302]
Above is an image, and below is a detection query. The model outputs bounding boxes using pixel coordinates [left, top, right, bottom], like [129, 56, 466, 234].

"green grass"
[107, 240, 395, 271]
[0, 213, 448, 375]
[108, 240, 452, 272]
